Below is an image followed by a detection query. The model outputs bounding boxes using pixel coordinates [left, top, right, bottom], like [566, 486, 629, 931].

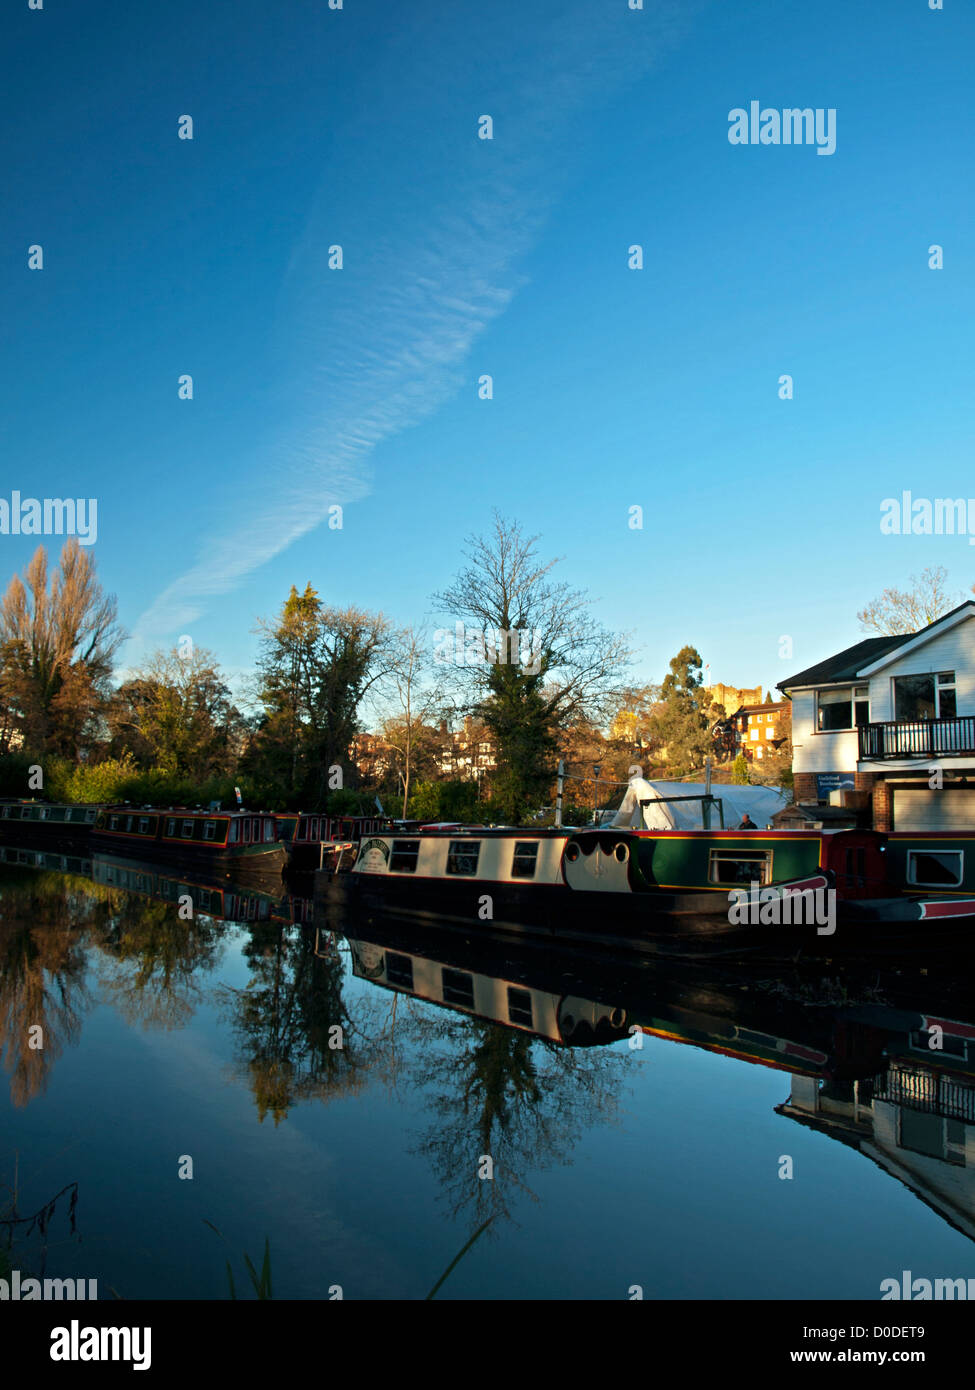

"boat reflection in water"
[0, 843, 314, 926]
[328, 907, 975, 1243]
[2, 833, 974, 1255]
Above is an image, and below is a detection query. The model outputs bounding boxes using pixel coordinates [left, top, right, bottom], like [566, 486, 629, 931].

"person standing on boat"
[737, 813, 758, 830]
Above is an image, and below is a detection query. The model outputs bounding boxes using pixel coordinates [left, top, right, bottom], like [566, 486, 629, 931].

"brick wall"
[793, 772, 819, 804]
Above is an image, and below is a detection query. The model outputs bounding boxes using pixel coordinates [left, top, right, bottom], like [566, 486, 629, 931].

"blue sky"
[2, 0, 973, 706]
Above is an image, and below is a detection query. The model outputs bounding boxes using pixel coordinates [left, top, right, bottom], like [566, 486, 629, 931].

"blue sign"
[816, 773, 855, 799]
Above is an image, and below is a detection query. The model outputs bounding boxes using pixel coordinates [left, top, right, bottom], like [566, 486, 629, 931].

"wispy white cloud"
[130, 1, 685, 658]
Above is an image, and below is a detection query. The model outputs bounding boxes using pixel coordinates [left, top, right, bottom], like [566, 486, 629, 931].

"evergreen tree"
[731, 753, 750, 785]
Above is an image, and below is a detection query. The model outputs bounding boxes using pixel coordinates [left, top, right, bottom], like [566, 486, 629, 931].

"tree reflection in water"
[217, 924, 365, 1124]
[405, 1014, 627, 1232]
[0, 870, 95, 1107]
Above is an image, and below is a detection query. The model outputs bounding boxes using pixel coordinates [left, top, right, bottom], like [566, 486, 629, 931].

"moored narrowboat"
[324, 824, 975, 952]
[0, 799, 100, 838]
[286, 812, 392, 871]
[93, 806, 287, 877]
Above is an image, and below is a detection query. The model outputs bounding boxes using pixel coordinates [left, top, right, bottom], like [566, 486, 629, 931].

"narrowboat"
[285, 812, 392, 871]
[323, 824, 975, 953]
[0, 800, 100, 845]
[92, 806, 287, 877]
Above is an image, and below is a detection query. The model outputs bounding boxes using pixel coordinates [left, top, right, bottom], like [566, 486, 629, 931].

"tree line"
[1, 524, 954, 822]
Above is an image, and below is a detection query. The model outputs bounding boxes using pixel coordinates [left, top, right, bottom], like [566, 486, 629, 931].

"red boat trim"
[918, 899, 975, 920]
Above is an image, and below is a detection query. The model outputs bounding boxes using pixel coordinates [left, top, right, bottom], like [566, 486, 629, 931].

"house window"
[708, 849, 772, 885]
[446, 840, 481, 875]
[765, 727, 775, 739]
[390, 838, 420, 872]
[894, 672, 956, 721]
[511, 841, 539, 879]
[817, 686, 869, 731]
[906, 850, 963, 888]
[750, 728, 759, 740]
[442, 968, 475, 1009]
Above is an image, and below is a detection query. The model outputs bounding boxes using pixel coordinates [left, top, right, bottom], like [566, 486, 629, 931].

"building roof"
[779, 599, 975, 692]
[777, 634, 913, 691]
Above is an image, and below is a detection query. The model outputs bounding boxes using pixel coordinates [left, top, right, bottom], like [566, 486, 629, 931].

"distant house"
[778, 600, 975, 830]
[714, 700, 791, 762]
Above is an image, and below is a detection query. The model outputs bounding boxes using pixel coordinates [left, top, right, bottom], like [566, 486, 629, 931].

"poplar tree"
[0, 541, 124, 759]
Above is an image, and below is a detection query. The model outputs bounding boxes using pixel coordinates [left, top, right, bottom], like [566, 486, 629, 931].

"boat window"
[199, 890, 212, 910]
[708, 849, 772, 885]
[264, 819, 275, 842]
[442, 968, 475, 1009]
[109, 815, 120, 830]
[446, 840, 481, 876]
[125, 816, 134, 831]
[228, 820, 238, 844]
[507, 987, 533, 1028]
[181, 819, 194, 838]
[385, 952, 414, 990]
[907, 850, 963, 888]
[390, 839, 420, 872]
[511, 841, 539, 879]
[139, 817, 150, 834]
[204, 820, 216, 841]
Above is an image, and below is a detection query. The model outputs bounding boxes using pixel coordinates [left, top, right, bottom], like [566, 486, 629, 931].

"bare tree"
[0, 541, 125, 758]
[378, 625, 444, 816]
[857, 565, 960, 636]
[433, 513, 631, 820]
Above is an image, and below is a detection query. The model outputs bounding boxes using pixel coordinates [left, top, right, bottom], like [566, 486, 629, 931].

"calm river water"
[2, 859, 975, 1300]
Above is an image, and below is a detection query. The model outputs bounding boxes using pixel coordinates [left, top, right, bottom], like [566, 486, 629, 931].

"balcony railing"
[858, 715, 975, 761]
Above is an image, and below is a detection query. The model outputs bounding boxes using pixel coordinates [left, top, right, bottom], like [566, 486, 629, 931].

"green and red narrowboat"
[93, 807, 287, 877]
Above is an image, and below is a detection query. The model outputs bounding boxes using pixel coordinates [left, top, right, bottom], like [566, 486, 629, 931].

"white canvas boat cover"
[609, 778, 789, 831]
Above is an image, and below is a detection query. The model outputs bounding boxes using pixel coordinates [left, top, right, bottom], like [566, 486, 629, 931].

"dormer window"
[817, 686, 869, 731]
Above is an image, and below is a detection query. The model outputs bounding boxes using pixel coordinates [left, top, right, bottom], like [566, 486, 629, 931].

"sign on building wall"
[816, 773, 855, 799]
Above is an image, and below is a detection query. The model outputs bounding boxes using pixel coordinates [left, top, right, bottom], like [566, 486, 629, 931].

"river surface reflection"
[2, 855, 975, 1300]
